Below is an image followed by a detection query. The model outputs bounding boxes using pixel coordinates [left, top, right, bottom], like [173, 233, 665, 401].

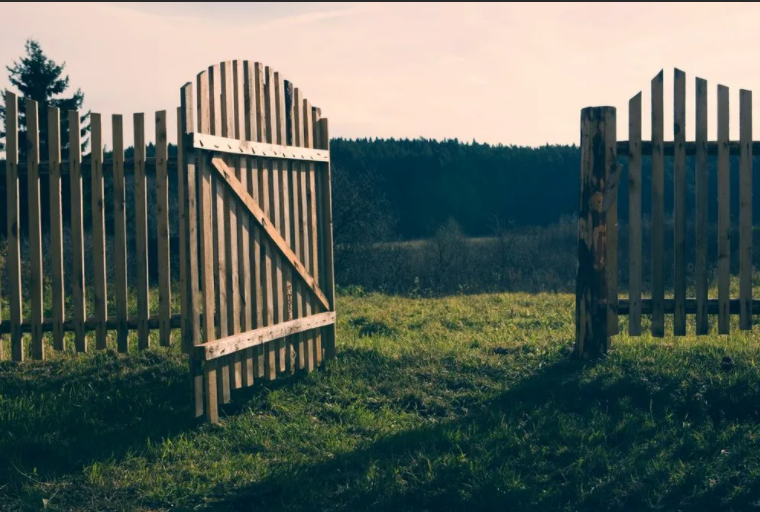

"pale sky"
[2, 2, 760, 149]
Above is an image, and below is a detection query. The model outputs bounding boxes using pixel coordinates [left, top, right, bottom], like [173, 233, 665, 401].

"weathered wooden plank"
[211, 157, 331, 311]
[304, 98, 319, 370]
[221, 61, 242, 389]
[69, 110, 86, 352]
[616, 139, 760, 157]
[740, 89, 753, 331]
[112, 114, 128, 352]
[0, 311, 185, 334]
[27, 99, 44, 360]
[575, 107, 615, 358]
[156, 110, 172, 346]
[210, 63, 231, 403]
[718, 84, 730, 335]
[310, 106, 323, 364]
[178, 105, 190, 354]
[181, 82, 205, 420]
[261, 66, 281, 379]
[695, 77, 709, 335]
[48, 106, 65, 351]
[251, 62, 268, 380]
[235, 60, 254, 386]
[275, 72, 294, 371]
[674, 68, 686, 336]
[299, 97, 314, 371]
[191, 133, 329, 162]
[91, 113, 107, 350]
[197, 70, 216, 346]
[134, 113, 150, 349]
[6, 92, 23, 360]
[619, 298, 760, 316]
[196, 312, 336, 361]
[628, 93, 642, 336]
[316, 116, 337, 360]
[651, 71, 665, 338]
[289, 85, 306, 370]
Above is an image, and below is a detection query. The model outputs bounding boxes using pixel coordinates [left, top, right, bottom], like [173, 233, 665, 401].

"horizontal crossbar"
[617, 140, 760, 157]
[195, 311, 336, 361]
[0, 313, 181, 334]
[616, 298, 760, 315]
[193, 133, 329, 162]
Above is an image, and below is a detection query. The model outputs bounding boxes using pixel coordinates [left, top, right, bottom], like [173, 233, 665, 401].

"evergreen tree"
[0, 39, 90, 160]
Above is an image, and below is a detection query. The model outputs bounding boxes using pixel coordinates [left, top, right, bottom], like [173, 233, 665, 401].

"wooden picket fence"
[576, 68, 753, 358]
[0, 59, 336, 423]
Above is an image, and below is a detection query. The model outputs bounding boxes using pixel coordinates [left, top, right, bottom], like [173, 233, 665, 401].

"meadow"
[2, 290, 760, 511]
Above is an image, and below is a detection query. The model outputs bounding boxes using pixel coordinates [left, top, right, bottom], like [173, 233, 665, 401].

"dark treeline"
[331, 138, 581, 238]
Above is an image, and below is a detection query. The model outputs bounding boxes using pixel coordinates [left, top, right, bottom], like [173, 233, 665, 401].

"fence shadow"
[0, 350, 197, 483]
[195, 343, 757, 512]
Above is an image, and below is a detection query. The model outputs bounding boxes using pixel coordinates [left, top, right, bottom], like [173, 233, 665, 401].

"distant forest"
[332, 138, 760, 240]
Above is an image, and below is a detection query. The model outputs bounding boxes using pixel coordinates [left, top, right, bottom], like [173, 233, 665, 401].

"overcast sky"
[1, 2, 760, 149]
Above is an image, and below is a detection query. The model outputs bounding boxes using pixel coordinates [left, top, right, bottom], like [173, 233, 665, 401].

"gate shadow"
[0, 349, 197, 484]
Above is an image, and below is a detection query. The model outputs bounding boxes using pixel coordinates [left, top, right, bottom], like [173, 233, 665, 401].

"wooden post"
[575, 106, 615, 359]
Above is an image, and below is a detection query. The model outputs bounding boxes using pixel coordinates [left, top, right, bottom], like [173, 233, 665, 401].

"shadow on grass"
[0, 350, 196, 485]
[197, 348, 760, 512]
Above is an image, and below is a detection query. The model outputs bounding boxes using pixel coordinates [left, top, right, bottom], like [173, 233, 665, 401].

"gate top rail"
[192, 132, 329, 162]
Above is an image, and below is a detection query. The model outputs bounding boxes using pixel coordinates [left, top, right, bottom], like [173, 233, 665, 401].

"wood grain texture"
[112, 114, 129, 351]
[627, 93, 642, 336]
[673, 69, 686, 336]
[156, 110, 172, 346]
[651, 71, 665, 337]
[69, 110, 86, 353]
[290, 86, 306, 370]
[26, 99, 44, 359]
[6, 92, 23, 360]
[718, 84, 730, 335]
[196, 312, 336, 361]
[48, 106, 65, 351]
[740, 89, 753, 330]
[575, 106, 614, 359]
[134, 113, 150, 349]
[695, 77, 709, 335]
[316, 116, 337, 360]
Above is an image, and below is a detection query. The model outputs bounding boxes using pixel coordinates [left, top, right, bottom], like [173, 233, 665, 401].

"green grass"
[2, 291, 760, 511]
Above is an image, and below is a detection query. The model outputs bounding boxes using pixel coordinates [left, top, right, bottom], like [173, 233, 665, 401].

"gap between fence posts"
[575, 106, 616, 359]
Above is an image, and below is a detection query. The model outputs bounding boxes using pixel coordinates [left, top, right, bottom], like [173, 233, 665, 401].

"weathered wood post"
[575, 106, 616, 359]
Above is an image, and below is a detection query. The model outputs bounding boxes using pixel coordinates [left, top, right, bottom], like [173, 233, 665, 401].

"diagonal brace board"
[211, 156, 330, 310]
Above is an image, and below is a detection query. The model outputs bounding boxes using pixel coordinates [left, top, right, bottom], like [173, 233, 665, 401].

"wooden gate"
[0, 59, 334, 424]
[179, 61, 336, 423]
[576, 68, 753, 358]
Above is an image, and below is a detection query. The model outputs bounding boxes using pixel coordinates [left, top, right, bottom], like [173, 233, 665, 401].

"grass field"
[2, 291, 760, 511]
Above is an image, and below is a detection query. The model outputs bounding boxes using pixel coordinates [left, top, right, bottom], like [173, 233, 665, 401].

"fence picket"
[134, 113, 150, 349]
[310, 105, 323, 364]
[628, 93, 642, 336]
[48, 106, 65, 351]
[221, 61, 242, 388]
[718, 84, 730, 335]
[695, 77, 709, 335]
[275, 72, 294, 371]
[69, 110, 87, 352]
[290, 86, 306, 370]
[194, 72, 217, 421]
[317, 116, 337, 360]
[674, 69, 686, 336]
[235, 60, 254, 386]
[210, 63, 231, 403]
[302, 97, 317, 371]
[113, 114, 129, 351]
[6, 92, 23, 361]
[740, 89, 753, 331]
[27, 99, 44, 360]
[156, 110, 172, 346]
[651, 71, 665, 337]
